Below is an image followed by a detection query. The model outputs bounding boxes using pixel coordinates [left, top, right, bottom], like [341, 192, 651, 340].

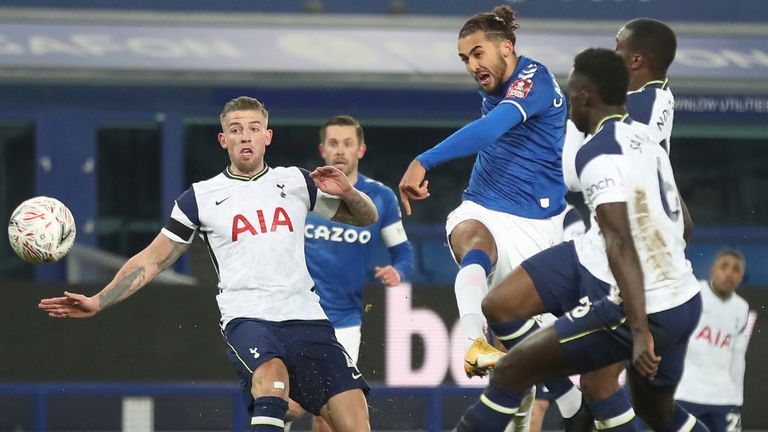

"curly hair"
[459, 5, 520, 44]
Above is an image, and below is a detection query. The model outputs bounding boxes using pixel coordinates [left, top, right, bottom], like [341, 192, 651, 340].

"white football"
[8, 196, 76, 264]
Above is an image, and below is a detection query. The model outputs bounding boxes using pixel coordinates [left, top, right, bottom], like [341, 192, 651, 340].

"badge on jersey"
[507, 78, 533, 99]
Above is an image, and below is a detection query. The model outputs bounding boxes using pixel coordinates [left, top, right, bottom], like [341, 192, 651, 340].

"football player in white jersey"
[38, 97, 377, 432]
[454, 48, 710, 432]
[559, 19, 690, 432]
[677, 250, 753, 432]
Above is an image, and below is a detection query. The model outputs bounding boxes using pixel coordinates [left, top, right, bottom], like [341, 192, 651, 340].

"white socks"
[455, 263, 490, 349]
[555, 385, 583, 419]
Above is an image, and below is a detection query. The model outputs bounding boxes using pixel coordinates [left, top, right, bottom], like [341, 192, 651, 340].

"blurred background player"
[398, 5, 582, 429]
[38, 97, 376, 432]
[676, 249, 754, 432]
[301, 115, 414, 432]
[456, 48, 708, 432]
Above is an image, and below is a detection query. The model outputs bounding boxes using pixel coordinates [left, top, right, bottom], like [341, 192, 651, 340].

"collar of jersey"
[224, 165, 269, 182]
[638, 78, 669, 91]
[594, 113, 629, 134]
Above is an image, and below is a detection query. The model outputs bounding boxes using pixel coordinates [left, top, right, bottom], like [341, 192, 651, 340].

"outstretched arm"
[39, 233, 190, 318]
[399, 103, 524, 214]
[595, 201, 660, 379]
[310, 166, 378, 227]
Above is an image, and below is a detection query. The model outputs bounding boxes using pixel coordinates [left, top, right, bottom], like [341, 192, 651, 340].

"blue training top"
[417, 55, 568, 219]
[304, 173, 414, 328]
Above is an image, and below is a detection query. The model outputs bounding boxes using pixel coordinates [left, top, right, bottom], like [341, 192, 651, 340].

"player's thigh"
[579, 362, 626, 402]
[484, 241, 587, 323]
[333, 325, 362, 364]
[482, 264, 545, 323]
[319, 389, 370, 432]
[223, 318, 290, 399]
[284, 320, 370, 416]
[625, 367, 676, 428]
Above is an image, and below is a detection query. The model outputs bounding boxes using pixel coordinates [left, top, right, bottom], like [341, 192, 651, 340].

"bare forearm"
[333, 189, 378, 226]
[606, 237, 647, 333]
[98, 239, 187, 310]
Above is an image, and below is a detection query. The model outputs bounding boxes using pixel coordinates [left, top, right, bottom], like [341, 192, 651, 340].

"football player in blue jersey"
[399, 5, 583, 428]
[454, 48, 709, 432]
[39, 97, 376, 432]
[299, 115, 414, 432]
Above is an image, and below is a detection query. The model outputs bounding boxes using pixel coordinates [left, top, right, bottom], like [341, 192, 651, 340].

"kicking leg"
[579, 363, 640, 432]
[450, 219, 498, 349]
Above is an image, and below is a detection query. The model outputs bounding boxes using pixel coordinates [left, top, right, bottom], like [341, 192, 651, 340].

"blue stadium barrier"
[0, 383, 483, 431]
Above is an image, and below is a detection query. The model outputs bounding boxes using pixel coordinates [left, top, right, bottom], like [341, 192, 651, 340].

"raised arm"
[595, 201, 660, 379]
[39, 233, 190, 318]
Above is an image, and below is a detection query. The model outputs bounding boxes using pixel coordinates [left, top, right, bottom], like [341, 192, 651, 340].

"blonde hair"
[220, 96, 269, 126]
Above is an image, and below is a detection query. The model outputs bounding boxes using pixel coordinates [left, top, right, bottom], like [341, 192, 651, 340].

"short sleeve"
[576, 131, 627, 208]
[499, 65, 562, 123]
[161, 187, 199, 244]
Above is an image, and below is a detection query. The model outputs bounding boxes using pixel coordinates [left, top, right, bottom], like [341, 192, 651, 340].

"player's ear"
[501, 39, 514, 57]
[217, 132, 227, 149]
[265, 129, 273, 147]
[358, 142, 367, 159]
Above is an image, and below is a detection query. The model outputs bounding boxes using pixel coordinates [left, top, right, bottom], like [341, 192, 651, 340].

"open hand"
[310, 166, 353, 197]
[38, 291, 99, 318]
[374, 265, 401, 287]
[398, 160, 430, 216]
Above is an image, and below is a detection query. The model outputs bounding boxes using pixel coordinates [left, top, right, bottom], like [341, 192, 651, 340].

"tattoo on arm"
[332, 190, 377, 226]
[98, 240, 189, 310]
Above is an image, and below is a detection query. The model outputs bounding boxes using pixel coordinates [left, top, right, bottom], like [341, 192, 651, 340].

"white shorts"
[334, 325, 362, 364]
[446, 200, 566, 290]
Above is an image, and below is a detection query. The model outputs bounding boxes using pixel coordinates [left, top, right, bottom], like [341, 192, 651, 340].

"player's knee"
[250, 359, 290, 399]
[481, 287, 523, 323]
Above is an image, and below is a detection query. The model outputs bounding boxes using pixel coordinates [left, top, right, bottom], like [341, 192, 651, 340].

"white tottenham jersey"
[676, 281, 753, 406]
[626, 79, 674, 154]
[162, 166, 339, 327]
[572, 115, 699, 313]
[563, 80, 674, 193]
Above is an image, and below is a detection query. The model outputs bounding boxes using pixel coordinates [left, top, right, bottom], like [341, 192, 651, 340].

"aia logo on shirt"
[694, 325, 732, 348]
[231, 207, 294, 241]
[507, 78, 533, 99]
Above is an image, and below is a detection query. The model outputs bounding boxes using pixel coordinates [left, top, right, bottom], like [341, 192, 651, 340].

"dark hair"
[573, 48, 629, 106]
[220, 96, 269, 124]
[623, 18, 677, 74]
[714, 248, 746, 268]
[459, 5, 520, 44]
[320, 115, 364, 145]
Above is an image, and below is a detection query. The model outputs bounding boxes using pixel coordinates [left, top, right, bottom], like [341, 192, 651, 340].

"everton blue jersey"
[466, 55, 568, 218]
[305, 174, 413, 328]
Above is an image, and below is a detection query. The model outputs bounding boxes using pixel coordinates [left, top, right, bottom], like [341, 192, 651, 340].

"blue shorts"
[677, 401, 741, 432]
[223, 318, 370, 415]
[521, 241, 609, 317]
[535, 383, 556, 402]
[554, 294, 702, 387]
